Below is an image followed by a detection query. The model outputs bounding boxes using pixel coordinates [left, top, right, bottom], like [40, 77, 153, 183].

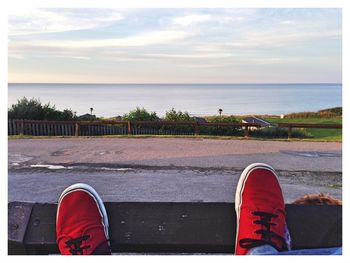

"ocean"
[8, 83, 342, 117]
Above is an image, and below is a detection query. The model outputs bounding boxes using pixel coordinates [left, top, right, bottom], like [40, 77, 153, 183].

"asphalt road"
[8, 167, 342, 203]
[8, 138, 342, 203]
[8, 137, 342, 171]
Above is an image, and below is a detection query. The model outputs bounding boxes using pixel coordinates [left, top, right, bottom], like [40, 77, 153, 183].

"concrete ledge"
[8, 202, 342, 255]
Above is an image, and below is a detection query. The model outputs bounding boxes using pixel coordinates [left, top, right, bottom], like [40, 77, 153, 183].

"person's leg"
[276, 247, 342, 255]
[248, 245, 342, 255]
[56, 183, 111, 255]
[234, 163, 292, 255]
[247, 244, 279, 255]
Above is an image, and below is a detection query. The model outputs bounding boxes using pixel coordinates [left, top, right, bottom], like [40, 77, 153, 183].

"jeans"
[248, 245, 342, 255]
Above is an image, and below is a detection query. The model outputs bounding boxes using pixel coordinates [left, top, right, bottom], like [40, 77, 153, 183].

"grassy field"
[263, 117, 342, 141]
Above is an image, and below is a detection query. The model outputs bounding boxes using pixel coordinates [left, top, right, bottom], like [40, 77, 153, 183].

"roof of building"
[192, 117, 207, 123]
[242, 116, 273, 126]
[77, 113, 97, 120]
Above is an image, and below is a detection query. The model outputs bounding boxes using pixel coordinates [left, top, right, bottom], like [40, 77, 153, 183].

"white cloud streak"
[10, 30, 190, 50]
[8, 9, 124, 36]
[171, 13, 248, 27]
[172, 14, 213, 26]
[145, 53, 235, 59]
[221, 30, 341, 50]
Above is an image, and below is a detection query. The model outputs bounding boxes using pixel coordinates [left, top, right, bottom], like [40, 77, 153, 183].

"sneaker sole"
[234, 163, 280, 254]
[57, 183, 110, 241]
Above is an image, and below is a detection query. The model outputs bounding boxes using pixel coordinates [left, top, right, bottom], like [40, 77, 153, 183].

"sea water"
[8, 83, 342, 117]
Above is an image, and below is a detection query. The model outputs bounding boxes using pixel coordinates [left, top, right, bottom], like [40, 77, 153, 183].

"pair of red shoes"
[56, 163, 291, 255]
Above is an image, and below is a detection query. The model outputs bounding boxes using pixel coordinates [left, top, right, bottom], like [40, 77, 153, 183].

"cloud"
[172, 14, 213, 26]
[10, 30, 190, 50]
[280, 20, 297, 25]
[144, 53, 234, 59]
[56, 55, 91, 60]
[171, 12, 248, 27]
[8, 9, 341, 84]
[247, 57, 303, 65]
[227, 30, 341, 49]
[8, 9, 124, 36]
[8, 53, 25, 59]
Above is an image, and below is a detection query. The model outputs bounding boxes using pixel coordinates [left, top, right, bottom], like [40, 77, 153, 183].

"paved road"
[8, 138, 342, 203]
[8, 138, 342, 171]
[8, 168, 342, 203]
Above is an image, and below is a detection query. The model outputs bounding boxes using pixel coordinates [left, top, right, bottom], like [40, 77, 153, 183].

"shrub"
[8, 97, 75, 121]
[205, 115, 239, 123]
[164, 108, 193, 121]
[291, 128, 314, 139]
[161, 108, 194, 134]
[122, 107, 159, 121]
[201, 115, 242, 136]
[318, 107, 342, 115]
[285, 107, 342, 118]
[251, 126, 313, 138]
[122, 107, 160, 132]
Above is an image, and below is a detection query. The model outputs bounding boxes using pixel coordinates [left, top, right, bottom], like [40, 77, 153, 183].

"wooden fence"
[278, 123, 342, 139]
[8, 119, 342, 138]
[8, 119, 261, 137]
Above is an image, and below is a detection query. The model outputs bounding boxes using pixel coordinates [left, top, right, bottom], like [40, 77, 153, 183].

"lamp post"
[90, 107, 93, 115]
[218, 108, 223, 117]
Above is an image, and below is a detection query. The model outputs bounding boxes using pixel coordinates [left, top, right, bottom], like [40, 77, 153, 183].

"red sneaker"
[56, 183, 111, 255]
[235, 163, 291, 255]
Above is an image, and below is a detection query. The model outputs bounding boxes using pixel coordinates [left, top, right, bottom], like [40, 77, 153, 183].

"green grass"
[264, 117, 342, 141]
[8, 133, 339, 142]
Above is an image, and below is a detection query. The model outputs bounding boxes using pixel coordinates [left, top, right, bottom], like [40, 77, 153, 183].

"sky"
[8, 8, 342, 83]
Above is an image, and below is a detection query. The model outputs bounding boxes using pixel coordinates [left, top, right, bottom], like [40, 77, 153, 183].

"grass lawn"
[264, 117, 342, 141]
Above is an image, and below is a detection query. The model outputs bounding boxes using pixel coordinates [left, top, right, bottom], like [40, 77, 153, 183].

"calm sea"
[8, 83, 342, 117]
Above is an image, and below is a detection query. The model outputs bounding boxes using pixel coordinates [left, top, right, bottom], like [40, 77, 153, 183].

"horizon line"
[8, 82, 342, 85]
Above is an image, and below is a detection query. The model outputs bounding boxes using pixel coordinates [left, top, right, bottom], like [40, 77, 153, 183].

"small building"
[77, 113, 97, 121]
[192, 117, 207, 123]
[242, 116, 273, 130]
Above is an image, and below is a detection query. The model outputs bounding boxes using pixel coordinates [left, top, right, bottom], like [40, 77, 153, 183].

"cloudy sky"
[8, 8, 341, 83]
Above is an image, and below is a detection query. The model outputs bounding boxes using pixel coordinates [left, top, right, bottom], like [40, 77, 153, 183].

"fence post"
[19, 120, 24, 136]
[75, 123, 80, 137]
[9, 119, 13, 135]
[194, 122, 199, 136]
[13, 119, 17, 135]
[244, 125, 249, 137]
[127, 121, 132, 135]
[288, 126, 292, 140]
